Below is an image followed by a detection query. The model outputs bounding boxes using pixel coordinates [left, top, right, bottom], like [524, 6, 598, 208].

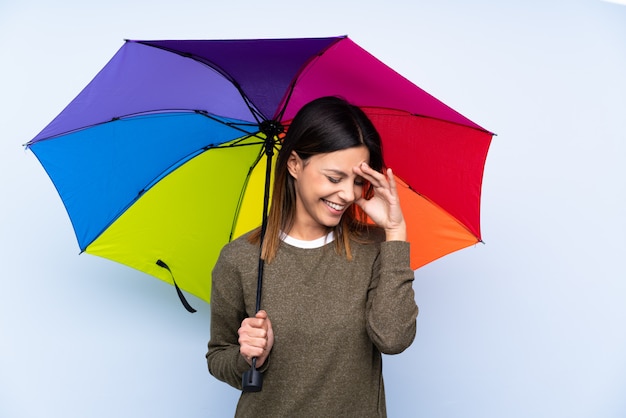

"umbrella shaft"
[255, 134, 275, 312]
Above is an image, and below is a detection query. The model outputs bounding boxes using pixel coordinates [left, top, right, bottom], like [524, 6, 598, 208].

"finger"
[355, 162, 381, 179]
[355, 163, 389, 191]
[240, 344, 265, 365]
[238, 330, 268, 349]
[244, 311, 269, 329]
[246, 326, 268, 340]
[253, 311, 270, 335]
[241, 317, 262, 331]
[239, 320, 268, 342]
[386, 168, 398, 193]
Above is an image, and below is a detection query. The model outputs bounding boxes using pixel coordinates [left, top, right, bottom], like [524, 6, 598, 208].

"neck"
[286, 225, 332, 241]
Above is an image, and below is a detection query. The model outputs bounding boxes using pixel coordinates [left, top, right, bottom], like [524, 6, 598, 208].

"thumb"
[354, 196, 367, 209]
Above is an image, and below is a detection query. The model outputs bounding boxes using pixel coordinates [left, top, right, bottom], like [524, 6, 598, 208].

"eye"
[354, 177, 365, 187]
[327, 176, 340, 184]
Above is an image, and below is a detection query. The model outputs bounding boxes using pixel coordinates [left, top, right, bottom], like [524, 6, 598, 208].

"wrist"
[385, 222, 407, 241]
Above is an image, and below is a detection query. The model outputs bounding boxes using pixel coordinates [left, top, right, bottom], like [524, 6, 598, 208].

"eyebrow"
[322, 168, 349, 176]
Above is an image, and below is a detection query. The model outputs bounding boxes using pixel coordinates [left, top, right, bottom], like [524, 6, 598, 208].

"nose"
[337, 181, 361, 203]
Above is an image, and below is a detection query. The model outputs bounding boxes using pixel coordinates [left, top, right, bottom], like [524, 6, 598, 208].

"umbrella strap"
[156, 259, 197, 313]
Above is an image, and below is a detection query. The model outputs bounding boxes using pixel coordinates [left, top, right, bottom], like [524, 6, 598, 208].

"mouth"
[322, 199, 346, 212]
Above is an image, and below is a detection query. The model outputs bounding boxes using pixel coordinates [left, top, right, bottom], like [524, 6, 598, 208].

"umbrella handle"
[242, 256, 267, 392]
[242, 358, 263, 392]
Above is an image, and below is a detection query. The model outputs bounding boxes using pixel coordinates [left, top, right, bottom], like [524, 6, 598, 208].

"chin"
[320, 217, 342, 228]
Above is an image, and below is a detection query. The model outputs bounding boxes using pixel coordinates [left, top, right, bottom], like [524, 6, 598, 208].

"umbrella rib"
[363, 106, 494, 135]
[229, 147, 265, 242]
[132, 40, 267, 125]
[26, 109, 266, 146]
[273, 36, 345, 121]
[193, 110, 264, 144]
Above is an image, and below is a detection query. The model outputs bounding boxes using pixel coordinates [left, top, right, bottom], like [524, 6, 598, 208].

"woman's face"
[287, 145, 369, 240]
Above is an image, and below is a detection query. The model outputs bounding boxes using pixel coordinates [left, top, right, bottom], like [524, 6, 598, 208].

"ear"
[286, 151, 301, 179]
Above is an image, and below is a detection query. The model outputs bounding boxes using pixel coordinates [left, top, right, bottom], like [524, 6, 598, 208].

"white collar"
[280, 231, 335, 249]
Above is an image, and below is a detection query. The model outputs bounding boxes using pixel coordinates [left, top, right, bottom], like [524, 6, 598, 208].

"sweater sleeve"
[205, 248, 251, 390]
[366, 240, 419, 354]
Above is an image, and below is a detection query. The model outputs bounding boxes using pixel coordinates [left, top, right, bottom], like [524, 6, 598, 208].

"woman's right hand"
[353, 163, 407, 242]
[238, 310, 274, 367]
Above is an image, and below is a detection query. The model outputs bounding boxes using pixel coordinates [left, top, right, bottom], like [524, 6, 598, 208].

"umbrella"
[25, 35, 493, 312]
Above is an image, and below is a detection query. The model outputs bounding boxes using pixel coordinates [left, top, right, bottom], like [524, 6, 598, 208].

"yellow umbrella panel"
[85, 135, 273, 305]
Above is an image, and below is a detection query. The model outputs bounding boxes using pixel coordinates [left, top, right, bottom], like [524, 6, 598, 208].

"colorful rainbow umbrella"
[25, 36, 493, 310]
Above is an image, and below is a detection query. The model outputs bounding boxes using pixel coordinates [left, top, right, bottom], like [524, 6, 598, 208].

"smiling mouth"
[323, 199, 345, 211]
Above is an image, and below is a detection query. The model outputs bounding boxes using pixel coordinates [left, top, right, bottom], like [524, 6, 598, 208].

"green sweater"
[206, 230, 418, 417]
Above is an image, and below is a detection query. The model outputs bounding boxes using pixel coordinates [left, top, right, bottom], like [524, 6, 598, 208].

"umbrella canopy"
[26, 36, 493, 307]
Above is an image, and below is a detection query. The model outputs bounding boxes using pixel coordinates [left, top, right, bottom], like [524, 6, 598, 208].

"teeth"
[324, 200, 344, 211]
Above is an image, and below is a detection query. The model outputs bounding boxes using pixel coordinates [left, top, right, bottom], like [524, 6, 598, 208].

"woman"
[206, 96, 418, 417]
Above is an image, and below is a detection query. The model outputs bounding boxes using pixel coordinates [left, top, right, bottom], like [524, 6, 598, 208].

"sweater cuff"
[236, 352, 271, 375]
[236, 352, 250, 374]
[380, 240, 411, 267]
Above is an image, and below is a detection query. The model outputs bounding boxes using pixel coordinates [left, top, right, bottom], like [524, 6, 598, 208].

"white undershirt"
[280, 231, 335, 249]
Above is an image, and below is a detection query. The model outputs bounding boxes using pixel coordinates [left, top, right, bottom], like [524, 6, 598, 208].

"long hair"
[249, 96, 384, 263]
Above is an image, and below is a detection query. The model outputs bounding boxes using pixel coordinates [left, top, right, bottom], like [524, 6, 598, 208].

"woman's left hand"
[353, 162, 407, 241]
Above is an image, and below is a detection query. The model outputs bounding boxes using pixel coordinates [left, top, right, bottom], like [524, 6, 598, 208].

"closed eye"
[327, 175, 365, 186]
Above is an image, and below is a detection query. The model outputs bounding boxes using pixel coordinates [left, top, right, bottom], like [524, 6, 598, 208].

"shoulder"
[345, 226, 384, 264]
[352, 224, 386, 245]
[350, 226, 410, 265]
[217, 231, 260, 266]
